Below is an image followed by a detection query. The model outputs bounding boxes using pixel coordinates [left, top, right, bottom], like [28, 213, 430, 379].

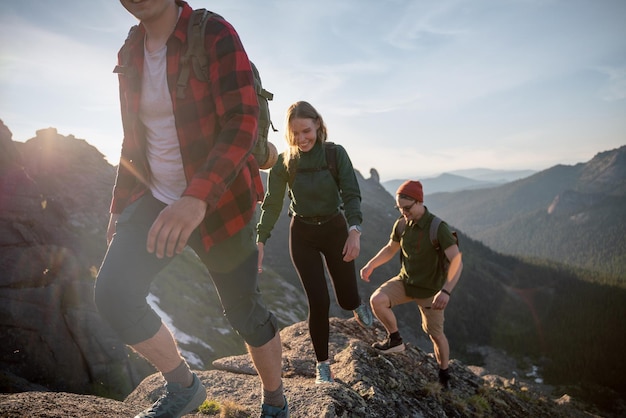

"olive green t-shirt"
[391, 207, 457, 298]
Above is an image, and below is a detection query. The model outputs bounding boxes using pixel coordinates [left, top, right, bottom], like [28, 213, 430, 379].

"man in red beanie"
[360, 180, 462, 388]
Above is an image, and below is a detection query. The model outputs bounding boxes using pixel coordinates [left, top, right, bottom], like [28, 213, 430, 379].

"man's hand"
[147, 196, 208, 258]
[342, 230, 361, 262]
[432, 291, 450, 310]
[360, 264, 374, 282]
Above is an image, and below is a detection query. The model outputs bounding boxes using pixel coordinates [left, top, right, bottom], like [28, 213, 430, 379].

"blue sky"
[1, 0, 625, 181]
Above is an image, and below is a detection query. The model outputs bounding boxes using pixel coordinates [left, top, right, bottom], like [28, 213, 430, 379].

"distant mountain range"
[425, 145, 626, 282]
[382, 168, 536, 195]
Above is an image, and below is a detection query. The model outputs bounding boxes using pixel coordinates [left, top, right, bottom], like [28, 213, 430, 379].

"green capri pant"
[94, 193, 278, 347]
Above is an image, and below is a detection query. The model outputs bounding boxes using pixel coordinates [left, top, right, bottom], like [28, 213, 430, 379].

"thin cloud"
[1, 0, 624, 181]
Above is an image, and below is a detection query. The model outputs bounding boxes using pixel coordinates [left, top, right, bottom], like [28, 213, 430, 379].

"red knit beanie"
[396, 180, 423, 202]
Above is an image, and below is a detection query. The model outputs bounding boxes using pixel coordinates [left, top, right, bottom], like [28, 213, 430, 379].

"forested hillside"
[426, 146, 626, 283]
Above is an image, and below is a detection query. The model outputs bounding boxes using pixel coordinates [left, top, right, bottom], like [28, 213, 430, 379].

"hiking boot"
[353, 302, 373, 328]
[259, 396, 289, 418]
[439, 368, 451, 389]
[135, 373, 206, 418]
[372, 337, 405, 354]
[315, 361, 334, 384]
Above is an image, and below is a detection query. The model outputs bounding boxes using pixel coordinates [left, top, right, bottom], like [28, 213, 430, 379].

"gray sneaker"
[315, 361, 334, 384]
[259, 396, 289, 418]
[353, 301, 373, 328]
[135, 373, 206, 418]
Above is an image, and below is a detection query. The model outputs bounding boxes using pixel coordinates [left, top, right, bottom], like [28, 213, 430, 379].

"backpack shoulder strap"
[287, 142, 340, 188]
[430, 215, 450, 274]
[323, 142, 339, 188]
[394, 216, 407, 264]
[177, 8, 215, 99]
[286, 156, 297, 188]
[429, 215, 443, 251]
[394, 216, 407, 239]
[113, 25, 141, 78]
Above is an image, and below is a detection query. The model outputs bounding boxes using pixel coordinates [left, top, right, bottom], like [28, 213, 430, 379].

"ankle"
[262, 381, 285, 408]
[162, 360, 193, 387]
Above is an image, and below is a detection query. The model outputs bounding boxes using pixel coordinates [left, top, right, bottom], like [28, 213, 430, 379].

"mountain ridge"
[382, 168, 537, 195]
[425, 145, 626, 281]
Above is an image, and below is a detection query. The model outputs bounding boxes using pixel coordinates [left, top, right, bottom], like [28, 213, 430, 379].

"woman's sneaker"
[135, 373, 206, 418]
[353, 302, 373, 328]
[315, 361, 334, 384]
[372, 337, 405, 354]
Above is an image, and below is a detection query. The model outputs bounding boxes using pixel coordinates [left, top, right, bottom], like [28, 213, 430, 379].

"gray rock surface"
[0, 319, 595, 417]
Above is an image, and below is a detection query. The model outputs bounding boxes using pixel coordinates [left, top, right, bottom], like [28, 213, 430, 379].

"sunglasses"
[394, 201, 416, 213]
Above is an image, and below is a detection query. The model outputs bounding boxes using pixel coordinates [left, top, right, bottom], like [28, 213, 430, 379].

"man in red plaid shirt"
[95, 1, 287, 417]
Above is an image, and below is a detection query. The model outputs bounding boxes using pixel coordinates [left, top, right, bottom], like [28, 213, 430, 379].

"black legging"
[289, 213, 361, 362]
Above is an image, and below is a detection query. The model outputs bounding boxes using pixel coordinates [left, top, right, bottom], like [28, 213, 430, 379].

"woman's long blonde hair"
[283, 101, 328, 168]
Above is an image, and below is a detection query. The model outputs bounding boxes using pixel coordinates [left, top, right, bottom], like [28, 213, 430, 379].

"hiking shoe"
[315, 361, 334, 384]
[372, 337, 405, 354]
[353, 301, 373, 328]
[439, 368, 451, 389]
[135, 373, 206, 418]
[259, 396, 289, 418]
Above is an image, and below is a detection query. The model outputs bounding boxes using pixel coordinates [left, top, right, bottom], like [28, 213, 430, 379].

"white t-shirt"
[139, 42, 187, 205]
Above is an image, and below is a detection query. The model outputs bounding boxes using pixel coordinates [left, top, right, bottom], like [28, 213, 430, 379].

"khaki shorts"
[373, 276, 444, 336]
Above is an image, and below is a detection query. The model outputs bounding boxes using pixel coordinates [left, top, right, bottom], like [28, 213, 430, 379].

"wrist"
[440, 288, 451, 296]
[349, 224, 362, 234]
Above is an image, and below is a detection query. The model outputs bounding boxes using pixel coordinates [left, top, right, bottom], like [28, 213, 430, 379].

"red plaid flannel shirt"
[111, 1, 263, 250]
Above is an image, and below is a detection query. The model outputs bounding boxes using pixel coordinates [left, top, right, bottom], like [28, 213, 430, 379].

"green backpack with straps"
[394, 215, 459, 276]
[117, 8, 278, 170]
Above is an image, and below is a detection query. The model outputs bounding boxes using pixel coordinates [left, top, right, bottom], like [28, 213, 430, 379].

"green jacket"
[257, 141, 362, 243]
[391, 207, 457, 298]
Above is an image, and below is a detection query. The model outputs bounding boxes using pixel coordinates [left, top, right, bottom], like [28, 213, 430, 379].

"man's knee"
[94, 270, 161, 344]
[224, 297, 279, 347]
[370, 289, 388, 307]
[426, 326, 446, 344]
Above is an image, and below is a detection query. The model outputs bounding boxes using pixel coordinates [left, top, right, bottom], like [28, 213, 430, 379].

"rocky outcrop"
[0, 319, 595, 417]
[0, 123, 148, 399]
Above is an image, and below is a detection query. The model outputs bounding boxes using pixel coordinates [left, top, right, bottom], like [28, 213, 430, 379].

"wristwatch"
[349, 225, 362, 234]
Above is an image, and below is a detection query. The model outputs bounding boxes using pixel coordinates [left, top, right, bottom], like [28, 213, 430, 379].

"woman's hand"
[342, 230, 361, 262]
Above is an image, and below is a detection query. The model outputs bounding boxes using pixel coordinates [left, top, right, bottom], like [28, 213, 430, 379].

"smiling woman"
[256, 100, 372, 384]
